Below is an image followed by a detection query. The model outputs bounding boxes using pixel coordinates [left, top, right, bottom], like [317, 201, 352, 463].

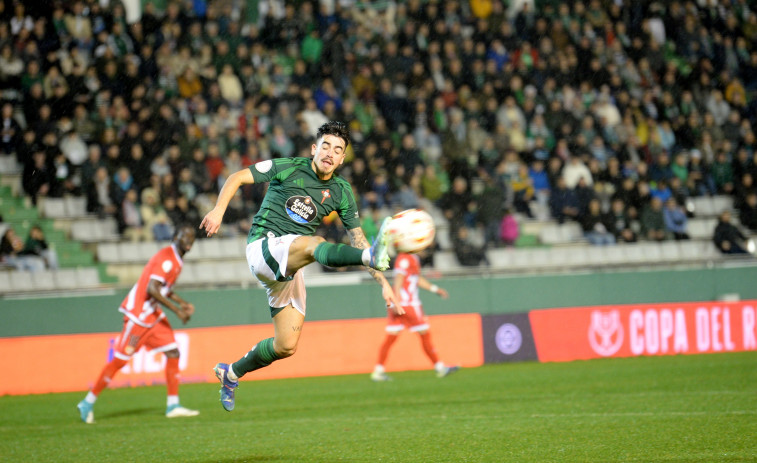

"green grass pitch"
[1, 352, 755, 462]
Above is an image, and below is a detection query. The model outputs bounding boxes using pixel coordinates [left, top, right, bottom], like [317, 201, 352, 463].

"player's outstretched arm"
[347, 227, 404, 314]
[418, 275, 449, 299]
[200, 168, 255, 237]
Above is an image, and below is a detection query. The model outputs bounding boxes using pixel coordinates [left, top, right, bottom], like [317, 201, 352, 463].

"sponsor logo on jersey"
[285, 195, 317, 223]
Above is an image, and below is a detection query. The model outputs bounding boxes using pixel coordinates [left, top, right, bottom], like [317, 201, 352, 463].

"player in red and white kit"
[371, 252, 460, 381]
[77, 225, 198, 423]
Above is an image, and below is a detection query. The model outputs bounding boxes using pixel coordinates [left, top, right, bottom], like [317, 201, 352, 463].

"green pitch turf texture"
[1, 352, 754, 463]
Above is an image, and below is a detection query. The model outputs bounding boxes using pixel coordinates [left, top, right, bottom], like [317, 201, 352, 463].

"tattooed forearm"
[348, 227, 390, 286]
[347, 228, 370, 249]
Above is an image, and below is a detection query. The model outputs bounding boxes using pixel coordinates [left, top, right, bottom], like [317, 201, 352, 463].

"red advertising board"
[0, 314, 483, 396]
[529, 300, 757, 362]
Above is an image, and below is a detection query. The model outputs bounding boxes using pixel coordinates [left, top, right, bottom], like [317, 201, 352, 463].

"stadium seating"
[0, 267, 101, 295]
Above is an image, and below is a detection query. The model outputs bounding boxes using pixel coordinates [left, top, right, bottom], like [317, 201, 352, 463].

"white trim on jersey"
[113, 351, 132, 361]
[170, 243, 183, 265]
[386, 323, 405, 333]
[118, 305, 165, 328]
[149, 342, 179, 354]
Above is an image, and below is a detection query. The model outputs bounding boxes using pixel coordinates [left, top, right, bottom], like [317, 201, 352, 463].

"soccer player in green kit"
[199, 121, 402, 411]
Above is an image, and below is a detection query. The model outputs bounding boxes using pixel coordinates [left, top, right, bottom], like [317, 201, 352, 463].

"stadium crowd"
[1, 0, 757, 271]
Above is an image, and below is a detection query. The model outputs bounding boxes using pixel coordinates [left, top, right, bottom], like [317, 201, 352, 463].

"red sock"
[420, 332, 439, 364]
[377, 334, 398, 365]
[166, 357, 180, 396]
[91, 358, 127, 396]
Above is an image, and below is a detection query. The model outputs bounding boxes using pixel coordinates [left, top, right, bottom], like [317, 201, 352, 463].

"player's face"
[175, 228, 196, 255]
[311, 134, 346, 180]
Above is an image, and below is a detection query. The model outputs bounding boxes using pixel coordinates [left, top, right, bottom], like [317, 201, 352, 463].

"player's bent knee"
[304, 236, 326, 256]
[274, 343, 297, 358]
[164, 348, 180, 358]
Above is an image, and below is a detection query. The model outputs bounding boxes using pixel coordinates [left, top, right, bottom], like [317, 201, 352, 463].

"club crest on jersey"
[320, 189, 330, 203]
[285, 195, 317, 223]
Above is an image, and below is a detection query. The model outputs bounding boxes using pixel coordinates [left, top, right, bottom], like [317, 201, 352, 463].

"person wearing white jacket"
[562, 155, 594, 189]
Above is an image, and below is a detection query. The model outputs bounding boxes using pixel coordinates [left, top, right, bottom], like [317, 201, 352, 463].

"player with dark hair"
[77, 225, 199, 423]
[371, 251, 460, 381]
[200, 120, 400, 411]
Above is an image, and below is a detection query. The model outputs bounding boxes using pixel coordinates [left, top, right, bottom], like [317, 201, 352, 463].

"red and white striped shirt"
[395, 253, 421, 309]
[119, 244, 183, 327]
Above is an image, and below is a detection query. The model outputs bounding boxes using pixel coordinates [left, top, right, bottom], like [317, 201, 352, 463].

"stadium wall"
[2, 266, 757, 337]
[2, 266, 757, 395]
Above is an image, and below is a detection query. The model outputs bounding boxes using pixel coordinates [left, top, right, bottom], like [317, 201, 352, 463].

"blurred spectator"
[609, 198, 638, 243]
[499, 208, 519, 247]
[175, 195, 201, 226]
[711, 151, 735, 195]
[439, 176, 474, 238]
[641, 197, 667, 242]
[549, 176, 580, 224]
[119, 188, 149, 241]
[22, 149, 55, 205]
[687, 150, 715, 196]
[140, 189, 173, 241]
[581, 198, 615, 246]
[476, 170, 507, 247]
[217, 64, 243, 105]
[51, 151, 77, 197]
[453, 226, 488, 267]
[0, 102, 20, 156]
[562, 156, 593, 189]
[0, 44, 23, 90]
[713, 210, 749, 255]
[738, 192, 757, 232]
[269, 125, 295, 158]
[1, 227, 45, 272]
[59, 129, 87, 167]
[663, 197, 690, 241]
[22, 224, 58, 269]
[511, 162, 535, 218]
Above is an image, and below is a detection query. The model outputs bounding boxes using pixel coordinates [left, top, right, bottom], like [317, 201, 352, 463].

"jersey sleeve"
[336, 179, 361, 229]
[248, 158, 297, 184]
[148, 248, 177, 285]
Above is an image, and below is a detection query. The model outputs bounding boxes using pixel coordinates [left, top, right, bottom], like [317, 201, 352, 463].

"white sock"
[85, 391, 97, 404]
[434, 361, 446, 372]
[361, 248, 371, 266]
[374, 364, 385, 373]
[167, 395, 179, 407]
[227, 364, 239, 381]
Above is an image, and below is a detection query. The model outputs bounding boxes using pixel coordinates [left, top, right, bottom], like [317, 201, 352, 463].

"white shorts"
[246, 234, 307, 317]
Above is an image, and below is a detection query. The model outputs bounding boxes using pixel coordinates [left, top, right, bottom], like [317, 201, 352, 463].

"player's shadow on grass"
[206, 456, 338, 462]
[203, 457, 281, 462]
[98, 407, 155, 419]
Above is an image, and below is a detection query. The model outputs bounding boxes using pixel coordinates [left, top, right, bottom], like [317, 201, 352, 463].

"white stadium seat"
[31, 270, 57, 291]
[41, 198, 67, 219]
[97, 243, 121, 263]
[9, 271, 34, 291]
[0, 272, 12, 293]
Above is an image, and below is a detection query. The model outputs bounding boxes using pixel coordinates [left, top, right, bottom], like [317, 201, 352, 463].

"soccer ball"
[388, 209, 436, 254]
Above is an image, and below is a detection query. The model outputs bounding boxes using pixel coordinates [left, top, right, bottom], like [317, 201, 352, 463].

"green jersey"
[247, 157, 361, 243]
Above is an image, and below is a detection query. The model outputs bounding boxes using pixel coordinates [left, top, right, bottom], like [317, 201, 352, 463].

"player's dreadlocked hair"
[317, 121, 350, 148]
